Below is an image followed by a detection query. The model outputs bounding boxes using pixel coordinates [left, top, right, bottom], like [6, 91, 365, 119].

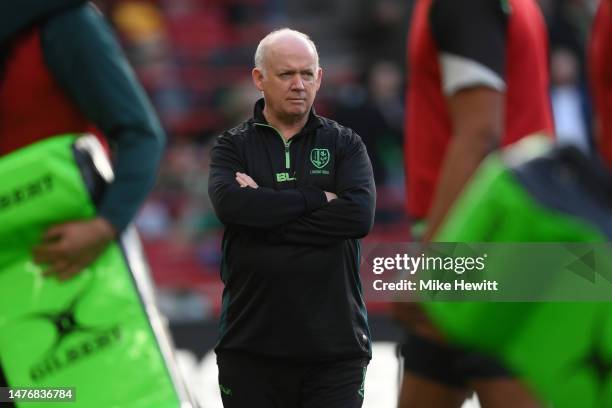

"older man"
[208, 29, 376, 408]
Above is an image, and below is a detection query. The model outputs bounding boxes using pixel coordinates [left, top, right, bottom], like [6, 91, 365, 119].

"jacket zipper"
[255, 123, 292, 170]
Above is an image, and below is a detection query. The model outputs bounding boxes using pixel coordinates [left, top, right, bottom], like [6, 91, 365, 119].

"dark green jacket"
[209, 99, 375, 361]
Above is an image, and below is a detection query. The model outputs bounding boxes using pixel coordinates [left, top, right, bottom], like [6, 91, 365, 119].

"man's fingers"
[33, 242, 65, 263]
[235, 172, 259, 188]
[324, 191, 338, 202]
[236, 173, 252, 184]
[57, 264, 82, 281]
[42, 260, 70, 277]
[235, 173, 247, 186]
[240, 174, 258, 188]
[42, 225, 66, 241]
[235, 176, 248, 187]
[33, 218, 114, 281]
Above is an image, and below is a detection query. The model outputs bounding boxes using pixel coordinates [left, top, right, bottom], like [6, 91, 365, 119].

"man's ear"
[252, 68, 265, 91]
[315, 67, 323, 91]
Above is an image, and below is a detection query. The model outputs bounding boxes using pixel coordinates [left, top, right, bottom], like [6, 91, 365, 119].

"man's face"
[252, 36, 322, 122]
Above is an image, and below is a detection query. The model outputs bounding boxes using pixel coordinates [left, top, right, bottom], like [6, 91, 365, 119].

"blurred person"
[135, 196, 172, 240]
[344, 0, 412, 69]
[369, 61, 405, 135]
[544, 0, 592, 71]
[335, 60, 404, 185]
[550, 47, 592, 152]
[208, 28, 375, 408]
[589, 0, 612, 168]
[0, 0, 165, 400]
[220, 79, 262, 126]
[420, 2, 612, 400]
[396, 0, 554, 407]
[0, 0, 165, 277]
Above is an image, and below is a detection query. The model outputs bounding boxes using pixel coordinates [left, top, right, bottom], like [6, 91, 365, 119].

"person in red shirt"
[395, 0, 554, 407]
[0, 1, 165, 278]
[0, 1, 165, 402]
[590, 0, 612, 170]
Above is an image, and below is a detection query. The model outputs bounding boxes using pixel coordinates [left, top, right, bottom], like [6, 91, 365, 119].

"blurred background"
[93, 0, 600, 405]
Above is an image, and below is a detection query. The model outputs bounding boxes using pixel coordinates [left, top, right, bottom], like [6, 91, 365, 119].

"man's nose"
[290, 75, 305, 90]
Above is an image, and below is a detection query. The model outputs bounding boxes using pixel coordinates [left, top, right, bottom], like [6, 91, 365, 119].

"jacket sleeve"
[208, 133, 328, 228]
[42, 4, 165, 232]
[267, 130, 376, 245]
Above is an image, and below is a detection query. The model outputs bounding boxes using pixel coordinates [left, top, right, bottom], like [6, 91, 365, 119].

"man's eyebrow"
[276, 67, 315, 72]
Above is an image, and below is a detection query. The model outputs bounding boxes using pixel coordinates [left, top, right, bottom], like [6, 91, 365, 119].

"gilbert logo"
[0, 174, 54, 212]
[310, 149, 330, 169]
[27, 278, 122, 382]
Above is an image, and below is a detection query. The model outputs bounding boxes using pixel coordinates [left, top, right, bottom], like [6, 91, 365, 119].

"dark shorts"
[401, 331, 513, 388]
[217, 352, 368, 408]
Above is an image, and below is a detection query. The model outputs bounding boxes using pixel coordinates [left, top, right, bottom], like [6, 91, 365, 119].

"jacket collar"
[252, 98, 322, 134]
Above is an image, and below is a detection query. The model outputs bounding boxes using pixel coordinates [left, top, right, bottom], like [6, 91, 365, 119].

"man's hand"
[235, 172, 259, 188]
[324, 191, 337, 202]
[33, 217, 117, 281]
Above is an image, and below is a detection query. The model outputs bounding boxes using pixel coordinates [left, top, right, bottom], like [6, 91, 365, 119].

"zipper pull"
[284, 143, 291, 169]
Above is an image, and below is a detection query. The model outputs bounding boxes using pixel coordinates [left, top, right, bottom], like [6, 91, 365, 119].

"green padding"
[0, 135, 179, 407]
[425, 153, 612, 408]
[437, 153, 604, 242]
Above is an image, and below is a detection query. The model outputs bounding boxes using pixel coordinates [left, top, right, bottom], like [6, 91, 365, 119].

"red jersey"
[589, 0, 612, 169]
[404, 0, 554, 219]
[0, 28, 99, 155]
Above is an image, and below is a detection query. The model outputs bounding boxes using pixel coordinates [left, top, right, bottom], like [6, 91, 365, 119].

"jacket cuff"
[98, 208, 129, 234]
[298, 186, 327, 212]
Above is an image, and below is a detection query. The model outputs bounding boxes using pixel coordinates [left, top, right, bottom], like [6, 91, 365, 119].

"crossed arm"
[208, 135, 332, 229]
[209, 132, 376, 245]
[267, 137, 375, 246]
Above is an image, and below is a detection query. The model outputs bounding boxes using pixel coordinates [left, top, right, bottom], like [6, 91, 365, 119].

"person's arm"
[423, 0, 508, 241]
[0, 0, 85, 43]
[33, 4, 164, 279]
[391, 0, 509, 342]
[208, 133, 329, 228]
[267, 131, 376, 246]
[43, 4, 165, 232]
[424, 88, 503, 241]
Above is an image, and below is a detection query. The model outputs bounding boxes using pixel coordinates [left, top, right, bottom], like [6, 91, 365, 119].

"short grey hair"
[254, 28, 319, 73]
